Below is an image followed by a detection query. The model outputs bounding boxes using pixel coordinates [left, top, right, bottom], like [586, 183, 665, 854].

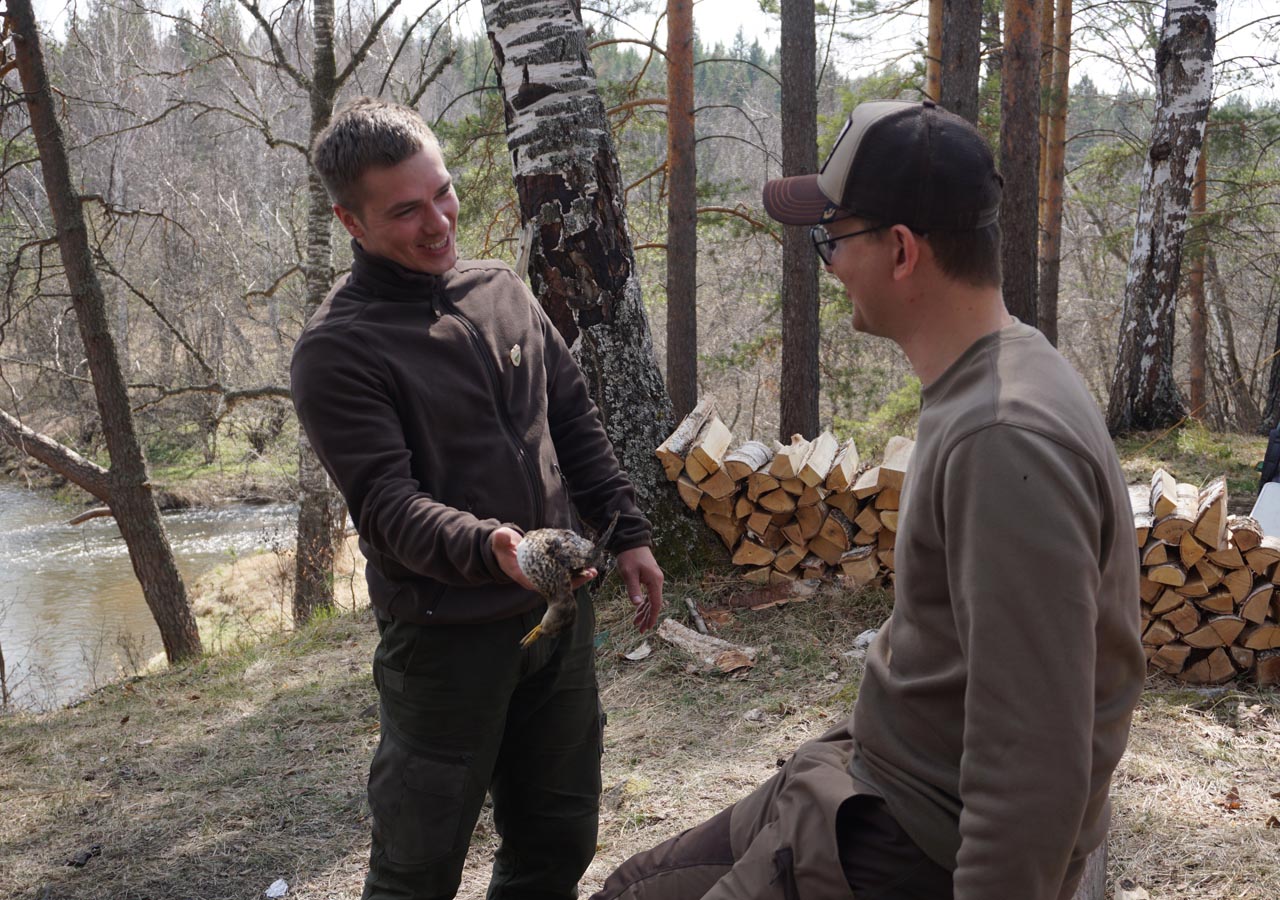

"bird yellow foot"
[519, 624, 543, 648]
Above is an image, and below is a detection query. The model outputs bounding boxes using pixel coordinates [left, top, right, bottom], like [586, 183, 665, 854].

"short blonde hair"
[311, 97, 441, 211]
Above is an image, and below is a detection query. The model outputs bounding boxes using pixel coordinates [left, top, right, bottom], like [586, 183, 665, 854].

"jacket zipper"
[445, 302, 545, 528]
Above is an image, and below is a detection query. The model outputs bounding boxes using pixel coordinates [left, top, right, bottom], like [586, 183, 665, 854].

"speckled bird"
[516, 512, 619, 647]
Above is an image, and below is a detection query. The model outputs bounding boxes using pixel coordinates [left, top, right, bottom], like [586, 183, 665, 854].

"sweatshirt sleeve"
[943, 424, 1101, 900]
[534, 288, 653, 551]
[290, 328, 510, 586]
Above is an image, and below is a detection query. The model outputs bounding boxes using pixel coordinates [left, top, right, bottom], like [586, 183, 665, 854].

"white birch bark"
[1106, 0, 1216, 433]
[482, 0, 686, 540]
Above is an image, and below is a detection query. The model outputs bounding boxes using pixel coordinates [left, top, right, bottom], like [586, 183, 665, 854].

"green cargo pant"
[363, 590, 602, 900]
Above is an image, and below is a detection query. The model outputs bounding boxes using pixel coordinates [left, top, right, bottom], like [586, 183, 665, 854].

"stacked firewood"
[655, 400, 911, 586]
[1136, 469, 1280, 685]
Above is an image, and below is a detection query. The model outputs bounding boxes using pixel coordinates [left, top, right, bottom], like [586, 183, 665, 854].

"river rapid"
[0, 480, 295, 711]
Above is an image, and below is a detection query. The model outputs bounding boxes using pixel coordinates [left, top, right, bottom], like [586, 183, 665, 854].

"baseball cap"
[762, 99, 1002, 232]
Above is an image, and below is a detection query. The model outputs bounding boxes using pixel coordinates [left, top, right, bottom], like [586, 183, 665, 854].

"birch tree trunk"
[940, 0, 983, 123]
[8, 0, 202, 663]
[999, 0, 1042, 328]
[666, 0, 697, 421]
[1187, 146, 1208, 417]
[1037, 0, 1072, 346]
[779, 0, 819, 441]
[292, 0, 344, 626]
[481, 0, 685, 545]
[1106, 0, 1215, 434]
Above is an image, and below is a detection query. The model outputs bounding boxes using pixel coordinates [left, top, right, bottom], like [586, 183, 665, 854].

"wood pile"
[1136, 469, 1280, 685]
[655, 400, 910, 587]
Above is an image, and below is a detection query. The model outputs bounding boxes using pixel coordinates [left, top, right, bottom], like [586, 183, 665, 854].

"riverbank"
[3, 423, 1278, 897]
[2, 569, 1278, 900]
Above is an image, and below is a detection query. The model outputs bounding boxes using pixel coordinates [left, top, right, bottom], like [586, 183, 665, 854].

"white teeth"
[423, 238, 448, 251]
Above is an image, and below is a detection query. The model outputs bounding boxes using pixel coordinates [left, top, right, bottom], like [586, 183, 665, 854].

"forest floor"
[2, 426, 1278, 900]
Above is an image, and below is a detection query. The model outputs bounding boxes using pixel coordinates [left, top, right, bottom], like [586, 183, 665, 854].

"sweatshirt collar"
[348, 239, 451, 303]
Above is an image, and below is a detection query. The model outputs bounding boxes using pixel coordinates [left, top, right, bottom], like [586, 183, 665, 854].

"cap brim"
[762, 175, 836, 225]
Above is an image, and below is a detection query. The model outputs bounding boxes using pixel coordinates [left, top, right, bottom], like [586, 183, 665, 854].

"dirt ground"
[2, 549, 1278, 900]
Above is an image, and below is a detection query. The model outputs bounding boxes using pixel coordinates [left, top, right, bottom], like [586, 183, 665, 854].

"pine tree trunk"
[666, 0, 697, 421]
[9, 0, 201, 663]
[292, 0, 344, 625]
[481, 0, 686, 547]
[1037, 0, 1072, 346]
[999, 0, 1042, 328]
[926, 0, 943, 101]
[1106, 0, 1215, 434]
[779, 0, 820, 441]
[940, 0, 983, 123]
[1036, 0, 1056, 226]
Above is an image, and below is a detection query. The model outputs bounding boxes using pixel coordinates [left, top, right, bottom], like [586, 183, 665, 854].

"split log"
[874, 488, 900, 510]
[1240, 625, 1280, 651]
[1150, 641, 1192, 675]
[1193, 591, 1233, 615]
[800, 431, 840, 487]
[1178, 531, 1207, 568]
[878, 436, 915, 490]
[724, 441, 774, 482]
[826, 439, 860, 492]
[759, 489, 797, 515]
[770, 434, 811, 481]
[852, 466, 882, 499]
[1193, 476, 1227, 548]
[839, 546, 879, 583]
[773, 544, 807, 573]
[676, 474, 703, 510]
[732, 539, 775, 567]
[699, 468, 737, 501]
[655, 398, 714, 481]
[1161, 602, 1199, 635]
[689, 416, 733, 474]
[699, 493, 735, 518]
[746, 471, 781, 502]
[1240, 583, 1274, 624]
[1150, 468, 1178, 517]
[1228, 515, 1263, 552]
[818, 508, 856, 552]
[1179, 648, 1236, 684]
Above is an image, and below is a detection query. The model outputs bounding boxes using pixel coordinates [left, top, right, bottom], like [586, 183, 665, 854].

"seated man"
[591, 99, 1145, 900]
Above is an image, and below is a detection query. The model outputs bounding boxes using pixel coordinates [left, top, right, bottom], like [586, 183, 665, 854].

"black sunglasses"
[809, 223, 886, 265]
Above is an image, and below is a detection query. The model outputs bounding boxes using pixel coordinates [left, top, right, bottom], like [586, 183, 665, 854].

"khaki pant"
[364, 591, 602, 900]
[591, 724, 953, 900]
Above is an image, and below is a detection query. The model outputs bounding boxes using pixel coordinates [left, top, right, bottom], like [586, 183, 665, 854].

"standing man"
[291, 97, 664, 900]
[591, 100, 1144, 900]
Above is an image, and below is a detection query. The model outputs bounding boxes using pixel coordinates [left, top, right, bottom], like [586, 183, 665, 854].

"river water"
[0, 481, 296, 711]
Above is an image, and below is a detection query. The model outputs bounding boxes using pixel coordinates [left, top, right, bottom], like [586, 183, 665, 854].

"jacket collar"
[348, 239, 451, 303]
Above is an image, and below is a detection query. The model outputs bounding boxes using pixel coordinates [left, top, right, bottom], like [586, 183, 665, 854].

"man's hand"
[490, 527, 597, 592]
[615, 546, 664, 632]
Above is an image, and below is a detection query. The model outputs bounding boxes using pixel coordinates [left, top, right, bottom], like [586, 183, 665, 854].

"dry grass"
[2, 548, 1278, 899]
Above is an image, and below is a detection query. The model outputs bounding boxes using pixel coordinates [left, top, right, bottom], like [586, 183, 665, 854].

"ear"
[334, 204, 365, 240]
[888, 225, 921, 282]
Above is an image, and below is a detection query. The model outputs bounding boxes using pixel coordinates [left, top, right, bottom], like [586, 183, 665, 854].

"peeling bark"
[482, 0, 685, 547]
[1106, 0, 1215, 434]
[8, 0, 201, 663]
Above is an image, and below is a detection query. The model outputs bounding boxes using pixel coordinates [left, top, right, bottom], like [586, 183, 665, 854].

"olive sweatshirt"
[290, 242, 651, 625]
[848, 322, 1145, 900]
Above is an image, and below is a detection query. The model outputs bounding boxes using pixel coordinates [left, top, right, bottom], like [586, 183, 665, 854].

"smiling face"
[822, 216, 894, 336]
[335, 145, 459, 275]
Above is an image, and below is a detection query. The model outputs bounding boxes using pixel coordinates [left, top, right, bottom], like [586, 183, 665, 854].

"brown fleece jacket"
[290, 242, 651, 625]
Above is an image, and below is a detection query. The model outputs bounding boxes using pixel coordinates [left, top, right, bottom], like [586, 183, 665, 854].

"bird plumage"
[516, 512, 619, 647]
